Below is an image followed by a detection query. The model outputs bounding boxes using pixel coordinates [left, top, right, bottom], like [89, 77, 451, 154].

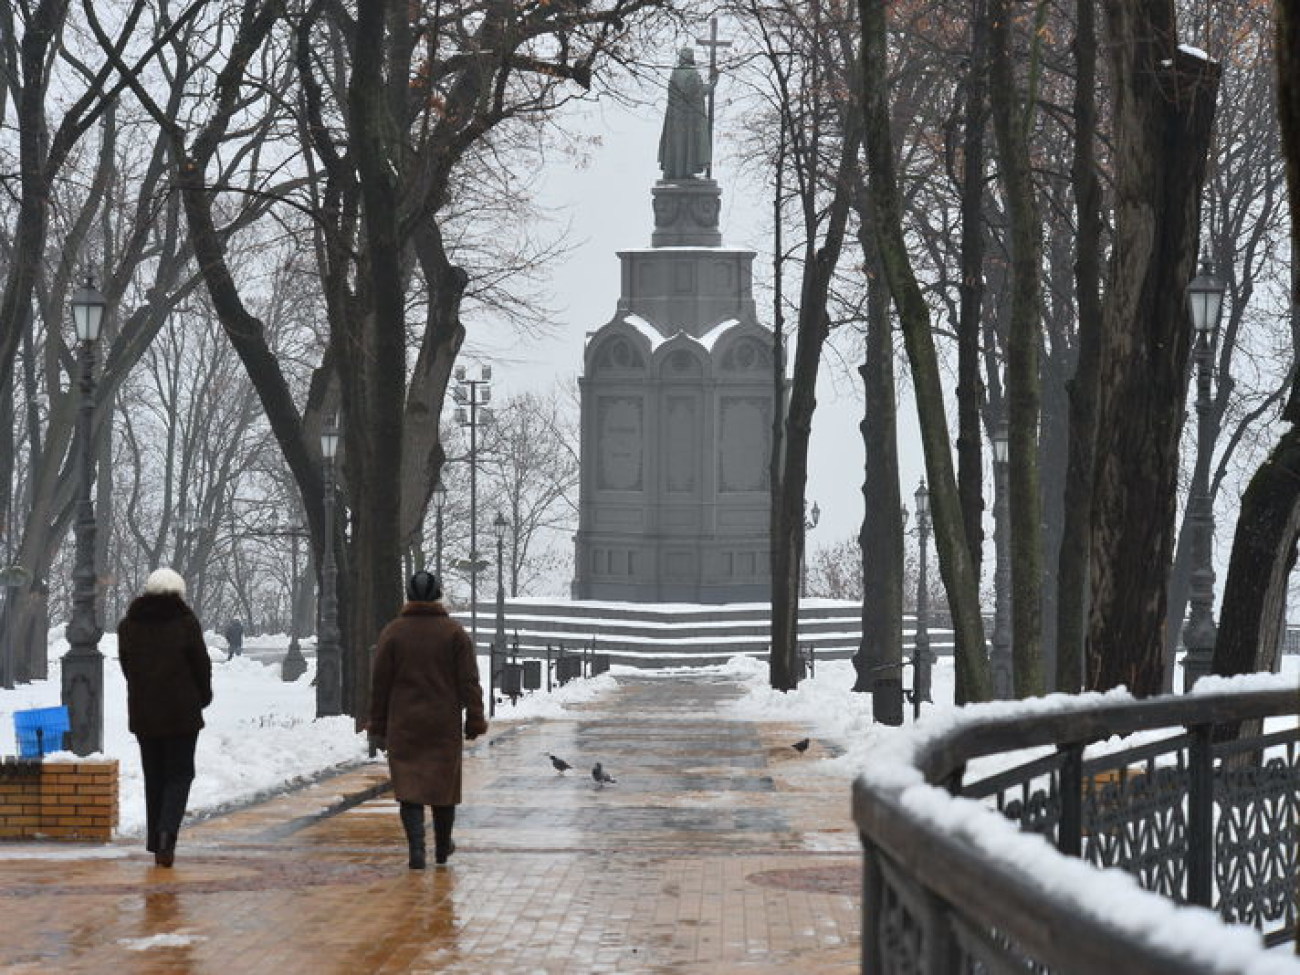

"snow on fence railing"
[853, 681, 1299, 974]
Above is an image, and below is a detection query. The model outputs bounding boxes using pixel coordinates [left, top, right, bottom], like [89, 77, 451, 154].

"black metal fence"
[491, 639, 610, 707]
[853, 687, 1298, 973]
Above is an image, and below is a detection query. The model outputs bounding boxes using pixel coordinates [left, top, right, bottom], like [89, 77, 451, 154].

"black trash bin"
[590, 654, 611, 676]
[501, 662, 524, 697]
[522, 659, 542, 691]
[556, 655, 583, 685]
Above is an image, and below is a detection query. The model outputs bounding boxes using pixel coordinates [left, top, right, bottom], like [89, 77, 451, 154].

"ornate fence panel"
[854, 687, 1298, 973]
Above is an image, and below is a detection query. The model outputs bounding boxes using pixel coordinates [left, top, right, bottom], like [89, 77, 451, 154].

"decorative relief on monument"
[664, 396, 698, 493]
[665, 350, 702, 375]
[692, 195, 721, 227]
[712, 259, 735, 290]
[718, 396, 770, 492]
[652, 195, 680, 227]
[594, 336, 645, 371]
[597, 397, 644, 491]
[720, 337, 772, 372]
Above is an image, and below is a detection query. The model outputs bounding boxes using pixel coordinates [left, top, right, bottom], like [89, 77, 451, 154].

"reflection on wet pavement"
[0, 673, 860, 973]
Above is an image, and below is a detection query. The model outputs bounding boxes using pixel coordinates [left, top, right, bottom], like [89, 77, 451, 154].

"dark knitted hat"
[406, 570, 442, 602]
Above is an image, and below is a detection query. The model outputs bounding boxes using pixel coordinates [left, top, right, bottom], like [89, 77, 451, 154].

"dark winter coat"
[117, 594, 213, 738]
[369, 602, 487, 807]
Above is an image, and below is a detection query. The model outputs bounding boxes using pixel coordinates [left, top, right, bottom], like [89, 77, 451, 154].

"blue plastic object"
[13, 706, 70, 758]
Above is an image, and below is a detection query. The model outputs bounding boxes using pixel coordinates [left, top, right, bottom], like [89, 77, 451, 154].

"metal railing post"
[1187, 722, 1214, 907]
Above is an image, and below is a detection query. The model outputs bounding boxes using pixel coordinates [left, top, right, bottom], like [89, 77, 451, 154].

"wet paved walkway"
[0, 673, 861, 973]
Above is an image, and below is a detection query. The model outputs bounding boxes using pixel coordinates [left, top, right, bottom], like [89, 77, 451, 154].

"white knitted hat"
[144, 567, 186, 598]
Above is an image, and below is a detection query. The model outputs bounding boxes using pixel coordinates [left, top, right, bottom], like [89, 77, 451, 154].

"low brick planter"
[0, 759, 118, 841]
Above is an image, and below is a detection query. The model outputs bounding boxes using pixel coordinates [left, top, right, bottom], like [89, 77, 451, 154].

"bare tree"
[1085, 1, 1219, 695]
[478, 390, 581, 597]
[859, 0, 993, 702]
[1212, 2, 1300, 681]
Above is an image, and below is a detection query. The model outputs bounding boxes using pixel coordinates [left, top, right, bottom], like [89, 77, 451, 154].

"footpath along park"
[0, 631, 1297, 974]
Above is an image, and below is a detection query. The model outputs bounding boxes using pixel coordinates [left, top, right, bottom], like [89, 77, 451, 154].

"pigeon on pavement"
[792, 738, 811, 753]
[548, 754, 572, 772]
[592, 762, 616, 786]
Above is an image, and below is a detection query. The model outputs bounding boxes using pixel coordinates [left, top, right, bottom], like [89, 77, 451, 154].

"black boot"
[155, 832, 176, 868]
[432, 805, 456, 866]
[399, 802, 426, 870]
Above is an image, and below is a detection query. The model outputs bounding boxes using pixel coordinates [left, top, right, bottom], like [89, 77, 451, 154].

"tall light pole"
[491, 511, 509, 718]
[800, 500, 820, 598]
[317, 417, 343, 715]
[991, 421, 1014, 698]
[453, 364, 492, 653]
[280, 511, 307, 682]
[433, 477, 447, 584]
[913, 480, 932, 719]
[1182, 260, 1227, 691]
[62, 278, 106, 756]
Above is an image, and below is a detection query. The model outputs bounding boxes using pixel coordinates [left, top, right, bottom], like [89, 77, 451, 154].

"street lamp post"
[800, 500, 821, 599]
[913, 481, 932, 720]
[280, 513, 307, 682]
[1182, 260, 1227, 691]
[491, 511, 509, 718]
[453, 365, 492, 654]
[62, 278, 107, 756]
[433, 478, 447, 584]
[316, 417, 343, 715]
[991, 421, 1014, 699]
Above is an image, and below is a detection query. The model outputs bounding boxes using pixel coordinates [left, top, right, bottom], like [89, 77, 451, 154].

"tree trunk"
[769, 132, 860, 690]
[853, 217, 904, 717]
[1056, 0, 1104, 694]
[988, 0, 1045, 698]
[346, 0, 406, 721]
[403, 224, 466, 548]
[1214, 3, 1300, 678]
[954, 0, 990, 706]
[859, 0, 992, 702]
[1086, 2, 1219, 695]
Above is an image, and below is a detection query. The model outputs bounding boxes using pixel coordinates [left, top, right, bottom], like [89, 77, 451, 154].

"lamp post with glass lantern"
[991, 421, 1014, 698]
[317, 417, 343, 715]
[490, 511, 508, 718]
[433, 477, 447, 583]
[1182, 260, 1227, 691]
[280, 510, 308, 682]
[453, 365, 492, 653]
[800, 500, 820, 598]
[62, 278, 107, 756]
[912, 481, 932, 719]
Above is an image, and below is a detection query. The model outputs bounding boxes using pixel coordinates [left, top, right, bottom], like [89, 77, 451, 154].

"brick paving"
[0, 673, 861, 974]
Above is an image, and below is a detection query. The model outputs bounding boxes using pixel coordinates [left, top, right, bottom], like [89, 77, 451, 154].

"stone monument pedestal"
[572, 177, 778, 603]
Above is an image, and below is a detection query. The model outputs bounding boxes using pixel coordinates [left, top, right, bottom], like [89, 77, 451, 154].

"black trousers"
[137, 733, 199, 850]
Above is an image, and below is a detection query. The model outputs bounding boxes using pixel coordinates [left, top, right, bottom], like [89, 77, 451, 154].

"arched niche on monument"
[655, 339, 707, 381]
[714, 326, 776, 495]
[588, 329, 650, 494]
[587, 330, 650, 378]
[716, 332, 774, 375]
[655, 340, 707, 498]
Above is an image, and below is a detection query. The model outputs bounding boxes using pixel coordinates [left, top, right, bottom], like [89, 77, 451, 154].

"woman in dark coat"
[369, 570, 487, 869]
[117, 567, 212, 867]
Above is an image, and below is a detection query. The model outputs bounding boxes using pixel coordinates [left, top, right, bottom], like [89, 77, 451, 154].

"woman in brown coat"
[117, 567, 212, 867]
[369, 570, 487, 869]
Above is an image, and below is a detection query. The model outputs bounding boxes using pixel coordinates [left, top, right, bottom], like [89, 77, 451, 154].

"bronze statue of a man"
[658, 47, 711, 180]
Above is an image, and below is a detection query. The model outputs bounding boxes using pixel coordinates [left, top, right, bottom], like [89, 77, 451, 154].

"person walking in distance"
[117, 568, 213, 867]
[369, 571, 488, 869]
[223, 618, 244, 661]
